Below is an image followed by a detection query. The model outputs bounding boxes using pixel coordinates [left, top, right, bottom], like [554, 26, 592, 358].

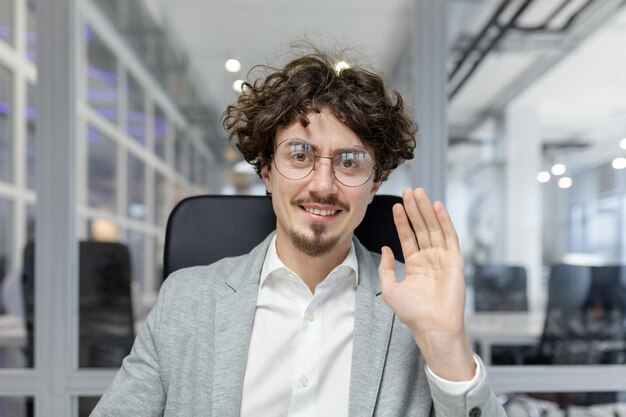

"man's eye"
[338, 151, 362, 169]
[341, 158, 356, 168]
[293, 152, 307, 162]
[290, 151, 312, 163]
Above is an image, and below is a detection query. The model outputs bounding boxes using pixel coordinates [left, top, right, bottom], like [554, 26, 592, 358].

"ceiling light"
[557, 177, 572, 189]
[551, 163, 566, 176]
[334, 61, 350, 73]
[225, 59, 241, 73]
[620, 138, 626, 150]
[536, 171, 551, 183]
[91, 219, 118, 241]
[232, 79, 244, 93]
[612, 157, 626, 170]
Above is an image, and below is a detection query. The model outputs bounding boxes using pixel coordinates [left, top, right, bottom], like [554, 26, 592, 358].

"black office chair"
[78, 241, 135, 368]
[470, 264, 529, 364]
[163, 194, 404, 279]
[530, 264, 626, 366]
[521, 264, 626, 407]
[472, 264, 528, 312]
[22, 241, 135, 368]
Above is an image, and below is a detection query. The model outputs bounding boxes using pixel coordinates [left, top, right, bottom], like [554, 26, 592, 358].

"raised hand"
[378, 188, 475, 381]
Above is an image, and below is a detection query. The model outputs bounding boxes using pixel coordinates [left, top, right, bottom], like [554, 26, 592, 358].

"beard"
[287, 193, 350, 257]
[288, 222, 341, 257]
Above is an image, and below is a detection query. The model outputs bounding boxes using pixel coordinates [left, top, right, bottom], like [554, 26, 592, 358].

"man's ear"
[368, 181, 382, 204]
[260, 164, 272, 194]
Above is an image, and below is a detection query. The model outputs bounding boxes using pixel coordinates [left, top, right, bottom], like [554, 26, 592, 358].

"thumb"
[378, 246, 397, 293]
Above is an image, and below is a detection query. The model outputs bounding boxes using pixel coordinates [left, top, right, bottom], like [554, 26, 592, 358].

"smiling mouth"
[303, 207, 338, 216]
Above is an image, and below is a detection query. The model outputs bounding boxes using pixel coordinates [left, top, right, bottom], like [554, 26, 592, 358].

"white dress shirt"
[240, 236, 481, 417]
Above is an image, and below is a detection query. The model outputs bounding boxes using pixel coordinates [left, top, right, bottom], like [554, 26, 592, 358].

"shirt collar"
[260, 234, 359, 288]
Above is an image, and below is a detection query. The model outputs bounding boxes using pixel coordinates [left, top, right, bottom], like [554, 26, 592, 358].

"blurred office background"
[1, 0, 626, 415]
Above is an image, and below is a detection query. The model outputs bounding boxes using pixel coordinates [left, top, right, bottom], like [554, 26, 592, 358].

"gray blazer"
[92, 233, 506, 417]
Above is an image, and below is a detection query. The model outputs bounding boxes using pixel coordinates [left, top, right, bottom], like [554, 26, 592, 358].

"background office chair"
[163, 194, 404, 279]
[470, 264, 529, 364]
[530, 264, 626, 365]
[22, 241, 135, 368]
[531, 263, 593, 365]
[523, 264, 626, 407]
[78, 241, 135, 368]
[472, 264, 528, 312]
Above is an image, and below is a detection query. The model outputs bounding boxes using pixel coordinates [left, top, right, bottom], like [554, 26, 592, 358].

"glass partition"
[0, 198, 13, 296]
[26, 84, 35, 190]
[77, 396, 101, 417]
[0, 0, 14, 46]
[87, 125, 117, 213]
[0, 396, 31, 417]
[126, 152, 146, 221]
[26, 0, 36, 62]
[126, 73, 145, 146]
[0, 64, 13, 183]
[154, 105, 166, 161]
[86, 25, 118, 124]
[153, 170, 168, 228]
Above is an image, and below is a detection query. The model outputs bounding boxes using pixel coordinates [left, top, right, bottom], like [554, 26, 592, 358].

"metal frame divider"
[410, 0, 448, 203]
[35, 0, 79, 415]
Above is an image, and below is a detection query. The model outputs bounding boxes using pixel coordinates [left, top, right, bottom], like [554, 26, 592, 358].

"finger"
[392, 203, 420, 260]
[378, 246, 398, 294]
[402, 188, 431, 249]
[433, 201, 461, 254]
[413, 188, 446, 250]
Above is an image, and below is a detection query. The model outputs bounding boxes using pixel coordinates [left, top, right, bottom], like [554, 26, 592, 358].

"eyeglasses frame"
[270, 138, 379, 187]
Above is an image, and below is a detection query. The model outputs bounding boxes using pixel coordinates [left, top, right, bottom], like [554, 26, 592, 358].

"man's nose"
[308, 157, 337, 194]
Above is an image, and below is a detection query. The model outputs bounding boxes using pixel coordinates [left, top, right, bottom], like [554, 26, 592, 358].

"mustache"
[293, 194, 350, 212]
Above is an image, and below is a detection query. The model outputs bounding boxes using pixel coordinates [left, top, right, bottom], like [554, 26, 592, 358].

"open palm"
[378, 188, 474, 380]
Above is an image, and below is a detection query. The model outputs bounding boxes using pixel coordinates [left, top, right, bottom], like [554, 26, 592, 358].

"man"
[92, 51, 506, 416]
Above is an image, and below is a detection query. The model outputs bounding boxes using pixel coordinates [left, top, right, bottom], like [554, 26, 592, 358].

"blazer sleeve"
[90, 281, 169, 417]
[426, 356, 507, 417]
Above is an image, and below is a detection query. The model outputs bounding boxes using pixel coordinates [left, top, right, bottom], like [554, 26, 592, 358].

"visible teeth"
[305, 207, 336, 216]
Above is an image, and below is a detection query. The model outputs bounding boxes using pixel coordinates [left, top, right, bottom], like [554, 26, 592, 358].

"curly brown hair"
[222, 50, 417, 182]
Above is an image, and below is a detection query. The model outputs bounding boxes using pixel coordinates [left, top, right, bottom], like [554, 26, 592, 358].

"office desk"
[0, 314, 26, 348]
[465, 312, 545, 365]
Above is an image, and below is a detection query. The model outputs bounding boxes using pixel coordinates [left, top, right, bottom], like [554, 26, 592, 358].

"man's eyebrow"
[286, 138, 366, 153]
[285, 138, 316, 149]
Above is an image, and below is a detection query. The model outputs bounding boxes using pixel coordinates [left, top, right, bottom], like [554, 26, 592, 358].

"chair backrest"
[78, 241, 135, 368]
[163, 194, 404, 279]
[22, 241, 135, 368]
[472, 264, 528, 312]
[539, 263, 626, 364]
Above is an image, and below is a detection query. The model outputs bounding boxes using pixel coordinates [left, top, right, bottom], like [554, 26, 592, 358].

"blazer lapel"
[211, 234, 273, 417]
[348, 240, 395, 417]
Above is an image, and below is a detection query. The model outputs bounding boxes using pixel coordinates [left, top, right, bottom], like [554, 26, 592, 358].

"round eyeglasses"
[272, 138, 377, 187]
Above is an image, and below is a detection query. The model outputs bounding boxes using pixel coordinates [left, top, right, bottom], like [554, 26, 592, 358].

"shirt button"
[469, 407, 481, 417]
[299, 375, 309, 387]
[305, 311, 315, 321]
